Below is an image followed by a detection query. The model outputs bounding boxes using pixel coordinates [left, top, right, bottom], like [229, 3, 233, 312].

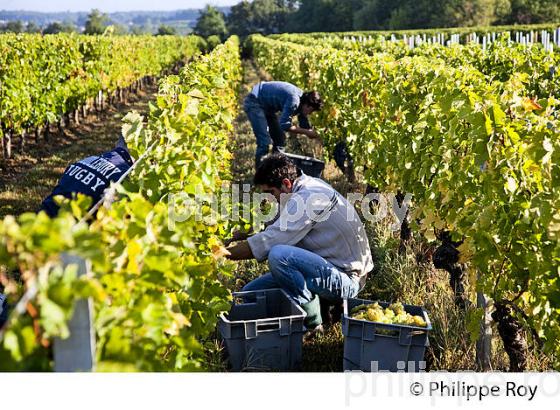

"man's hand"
[225, 240, 254, 261]
[224, 229, 251, 246]
[288, 125, 321, 141]
[306, 129, 320, 140]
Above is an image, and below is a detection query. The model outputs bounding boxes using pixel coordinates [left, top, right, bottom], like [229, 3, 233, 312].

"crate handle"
[257, 322, 280, 332]
[375, 328, 399, 338]
[232, 295, 246, 306]
[232, 291, 268, 305]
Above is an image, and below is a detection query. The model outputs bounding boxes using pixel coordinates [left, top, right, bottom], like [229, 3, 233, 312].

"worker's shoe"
[301, 294, 323, 329]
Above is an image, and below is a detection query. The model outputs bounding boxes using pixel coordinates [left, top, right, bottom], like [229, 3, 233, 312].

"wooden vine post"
[476, 289, 492, 371]
[2, 129, 12, 159]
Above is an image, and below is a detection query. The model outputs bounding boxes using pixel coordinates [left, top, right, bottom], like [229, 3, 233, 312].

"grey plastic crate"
[218, 289, 306, 371]
[284, 152, 325, 178]
[342, 298, 432, 372]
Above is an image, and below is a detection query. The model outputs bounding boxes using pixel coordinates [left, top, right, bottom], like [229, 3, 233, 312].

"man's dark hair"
[301, 91, 323, 111]
[254, 154, 301, 188]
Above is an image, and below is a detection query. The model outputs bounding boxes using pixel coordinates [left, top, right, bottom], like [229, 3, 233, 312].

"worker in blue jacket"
[244, 81, 323, 168]
[39, 136, 134, 217]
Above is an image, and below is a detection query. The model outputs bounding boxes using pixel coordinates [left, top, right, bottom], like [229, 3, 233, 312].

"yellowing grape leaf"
[521, 97, 542, 112]
[188, 89, 205, 99]
[126, 240, 142, 273]
[211, 244, 231, 259]
[457, 241, 474, 264]
[424, 228, 436, 242]
[548, 214, 560, 239]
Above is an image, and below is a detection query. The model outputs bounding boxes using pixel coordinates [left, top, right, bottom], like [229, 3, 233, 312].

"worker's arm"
[279, 95, 321, 140]
[244, 192, 320, 262]
[225, 240, 254, 261]
[288, 125, 320, 140]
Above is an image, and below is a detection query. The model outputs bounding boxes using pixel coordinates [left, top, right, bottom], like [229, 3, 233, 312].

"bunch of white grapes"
[351, 302, 427, 327]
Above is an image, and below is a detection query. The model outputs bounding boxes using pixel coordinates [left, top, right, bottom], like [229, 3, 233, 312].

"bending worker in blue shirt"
[39, 136, 134, 217]
[244, 81, 323, 168]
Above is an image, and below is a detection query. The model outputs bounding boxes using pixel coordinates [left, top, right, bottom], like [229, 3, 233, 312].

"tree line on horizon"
[0, 9, 181, 36]
[195, 0, 560, 39]
[2, 1, 560, 38]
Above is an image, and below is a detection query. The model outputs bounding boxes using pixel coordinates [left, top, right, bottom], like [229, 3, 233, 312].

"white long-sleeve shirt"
[247, 174, 374, 280]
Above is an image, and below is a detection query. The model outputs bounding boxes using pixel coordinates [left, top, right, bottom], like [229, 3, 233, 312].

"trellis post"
[53, 253, 96, 372]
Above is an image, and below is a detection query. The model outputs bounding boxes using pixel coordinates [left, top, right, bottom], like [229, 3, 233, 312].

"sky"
[0, 0, 239, 12]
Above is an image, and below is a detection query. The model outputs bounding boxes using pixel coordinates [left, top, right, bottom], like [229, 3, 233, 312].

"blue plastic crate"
[342, 298, 432, 372]
[283, 152, 325, 178]
[218, 289, 306, 371]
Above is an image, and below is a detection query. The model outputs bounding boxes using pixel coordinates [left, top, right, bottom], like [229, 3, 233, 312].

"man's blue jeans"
[243, 94, 286, 168]
[242, 245, 360, 305]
